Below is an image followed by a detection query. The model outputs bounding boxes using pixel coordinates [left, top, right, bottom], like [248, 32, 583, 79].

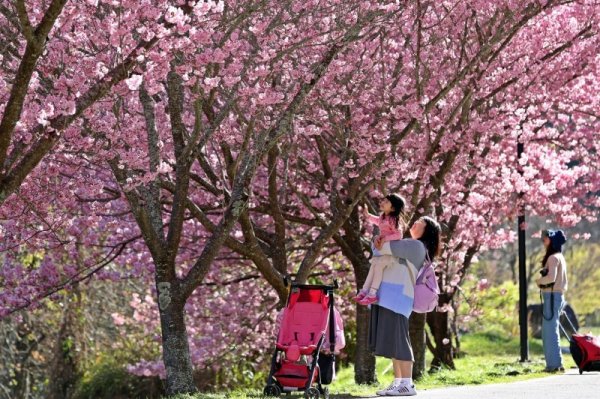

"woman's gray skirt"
[368, 304, 414, 361]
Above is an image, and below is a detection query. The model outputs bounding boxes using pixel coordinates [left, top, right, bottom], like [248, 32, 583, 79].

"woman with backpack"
[535, 229, 568, 373]
[367, 216, 441, 396]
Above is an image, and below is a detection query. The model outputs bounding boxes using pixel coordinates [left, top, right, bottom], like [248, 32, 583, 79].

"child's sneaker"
[386, 384, 416, 396]
[353, 290, 367, 302]
[358, 294, 378, 305]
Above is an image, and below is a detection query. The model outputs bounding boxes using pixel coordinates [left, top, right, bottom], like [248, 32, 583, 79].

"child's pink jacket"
[366, 214, 402, 242]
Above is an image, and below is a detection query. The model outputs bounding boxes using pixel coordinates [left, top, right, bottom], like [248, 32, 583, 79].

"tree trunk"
[354, 304, 377, 384]
[8, 313, 44, 399]
[47, 289, 81, 399]
[349, 239, 377, 385]
[157, 281, 196, 395]
[409, 312, 426, 379]
[427, 310, 455, 370]
[334, 211, 377, 384]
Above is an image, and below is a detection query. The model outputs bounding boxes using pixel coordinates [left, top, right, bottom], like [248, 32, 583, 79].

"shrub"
[458, 280, 520, 337]
[72, 357, 163, 399]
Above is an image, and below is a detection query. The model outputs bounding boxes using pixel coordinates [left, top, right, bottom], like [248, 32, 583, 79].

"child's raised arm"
[362, 206, 380, 225]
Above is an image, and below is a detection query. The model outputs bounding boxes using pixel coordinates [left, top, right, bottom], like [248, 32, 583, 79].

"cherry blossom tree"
[1, 0, 599, 393]
[0, 0, 192, 204]
[220, 0, 600, 378]
[2, 0, 403, 394]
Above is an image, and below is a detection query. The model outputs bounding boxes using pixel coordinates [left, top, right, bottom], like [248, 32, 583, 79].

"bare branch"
[14, 0, 35, 43]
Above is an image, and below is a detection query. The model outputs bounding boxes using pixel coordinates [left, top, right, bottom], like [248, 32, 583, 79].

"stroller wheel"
[264, 384, 281, 397]
[305, 387, 320, 399]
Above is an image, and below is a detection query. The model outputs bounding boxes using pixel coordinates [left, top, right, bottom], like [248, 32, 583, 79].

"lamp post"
[518, 140, 529, 362]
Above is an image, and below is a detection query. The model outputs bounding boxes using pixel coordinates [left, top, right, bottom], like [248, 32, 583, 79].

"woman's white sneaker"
[376, 383, 400, 396]
[386, 384, 417, 396]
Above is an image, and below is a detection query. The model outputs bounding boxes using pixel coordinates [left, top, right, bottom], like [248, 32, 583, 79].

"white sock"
[401, 377, 413, 386]
[393, 378, 403, 385]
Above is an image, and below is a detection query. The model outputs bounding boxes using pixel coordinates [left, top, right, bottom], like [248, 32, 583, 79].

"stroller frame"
[263, 278, 338, 399]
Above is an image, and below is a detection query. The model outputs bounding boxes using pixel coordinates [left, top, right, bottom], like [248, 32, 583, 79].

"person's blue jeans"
[541, 292, 565, 369]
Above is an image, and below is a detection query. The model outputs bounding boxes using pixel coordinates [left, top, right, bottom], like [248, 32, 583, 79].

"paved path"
[356, 368, 600, 399]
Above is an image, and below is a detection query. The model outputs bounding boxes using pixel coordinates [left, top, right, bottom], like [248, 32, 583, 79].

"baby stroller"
[264, 279, 342, 399]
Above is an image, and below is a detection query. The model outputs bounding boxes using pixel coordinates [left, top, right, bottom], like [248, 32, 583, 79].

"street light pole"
[517, 140, 529, 362]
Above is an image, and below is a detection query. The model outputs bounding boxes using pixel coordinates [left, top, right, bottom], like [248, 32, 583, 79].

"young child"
[355, 193, 406, 305]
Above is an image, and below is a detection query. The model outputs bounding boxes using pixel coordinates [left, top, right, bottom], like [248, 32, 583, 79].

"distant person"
[535, 229, 568, 372]
[355, 194, 406, 305]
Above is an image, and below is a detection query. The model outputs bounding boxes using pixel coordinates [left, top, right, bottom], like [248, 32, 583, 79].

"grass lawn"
[325, 331, 574, 397]
[172, 328, 600, 399]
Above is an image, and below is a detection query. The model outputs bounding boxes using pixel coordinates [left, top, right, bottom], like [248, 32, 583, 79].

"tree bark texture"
[427, 309, 455, 371]
[409, 312, 426, 379]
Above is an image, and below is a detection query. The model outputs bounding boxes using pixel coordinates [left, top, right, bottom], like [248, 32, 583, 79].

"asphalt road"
[356, 368, 600, 399]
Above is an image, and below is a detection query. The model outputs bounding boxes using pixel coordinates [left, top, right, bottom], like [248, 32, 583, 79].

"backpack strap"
[407, 251, 431, 287]
[406, 262, 416, 286]
[418, 252, 432, 280]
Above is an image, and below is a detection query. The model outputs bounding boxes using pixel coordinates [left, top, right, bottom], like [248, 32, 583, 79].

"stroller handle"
[283, 276, 338, 290]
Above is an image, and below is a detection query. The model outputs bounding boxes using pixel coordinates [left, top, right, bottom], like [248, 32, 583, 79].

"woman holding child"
[360, 196, 441, 397]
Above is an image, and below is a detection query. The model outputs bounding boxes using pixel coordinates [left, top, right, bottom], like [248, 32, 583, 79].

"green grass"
[170, 330, 593, 399]
[324, 331, 572, 397]
[580, 326, 600, 336]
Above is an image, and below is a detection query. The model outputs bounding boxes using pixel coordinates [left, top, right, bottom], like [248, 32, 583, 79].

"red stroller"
[264, 279, 340, 399]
